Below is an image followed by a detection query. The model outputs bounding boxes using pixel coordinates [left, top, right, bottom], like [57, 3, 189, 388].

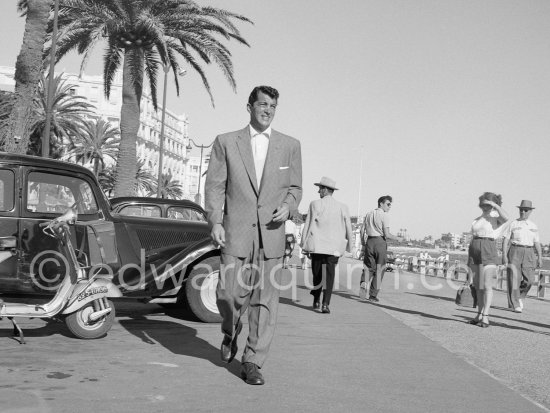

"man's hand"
[211, 223, 226, 248]
[502, 256, 508, 266]
[272, 204, 290, 223]
[538, 258, 543, 269]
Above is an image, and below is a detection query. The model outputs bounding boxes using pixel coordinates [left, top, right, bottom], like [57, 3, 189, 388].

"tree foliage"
[67, 117, 120, 174]
[50, 0, 251, 196]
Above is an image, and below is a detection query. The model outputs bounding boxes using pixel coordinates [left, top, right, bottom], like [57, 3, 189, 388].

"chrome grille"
[136, 229, 207, 251]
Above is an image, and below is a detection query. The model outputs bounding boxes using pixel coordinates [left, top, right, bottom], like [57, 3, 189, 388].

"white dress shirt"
[249, 125, 271, 187]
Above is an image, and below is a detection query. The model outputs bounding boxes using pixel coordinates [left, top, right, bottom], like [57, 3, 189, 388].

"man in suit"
[300, 177, 353, 314]
[204, 85, 302, 385]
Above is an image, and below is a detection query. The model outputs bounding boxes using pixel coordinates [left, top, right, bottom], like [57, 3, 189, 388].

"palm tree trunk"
[93, 157, 99, 176]
[113, 52, 142, 197]
[2, 0, 52, 153]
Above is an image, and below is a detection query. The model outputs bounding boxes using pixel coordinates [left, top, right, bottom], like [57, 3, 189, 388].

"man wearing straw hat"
[502, 200, 543, 313]
[301, 177, 353, 314]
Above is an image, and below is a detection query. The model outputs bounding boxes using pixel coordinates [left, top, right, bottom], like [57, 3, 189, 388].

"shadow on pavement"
[0, 318, 73, 342]
[295, 284, 363, 302]
[279, 296, 315, 312]
[455, 307, 550, 334]
[405, 292, 457, 302]
[118, 315, 241, 379]
[366, 301, 460, 322]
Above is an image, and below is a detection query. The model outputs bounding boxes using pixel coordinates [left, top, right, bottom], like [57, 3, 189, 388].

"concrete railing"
[401, 258, 550, 299]
[495, 267, 550, 299]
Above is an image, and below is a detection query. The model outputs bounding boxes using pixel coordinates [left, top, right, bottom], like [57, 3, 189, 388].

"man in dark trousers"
[205, 85, 302, 385]
[300, 177, 353, 314]
[359, 195, 400, 302]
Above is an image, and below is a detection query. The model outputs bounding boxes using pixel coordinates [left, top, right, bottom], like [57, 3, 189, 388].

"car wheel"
[184, 256, 222, 323]
[65, 299, 115, 339]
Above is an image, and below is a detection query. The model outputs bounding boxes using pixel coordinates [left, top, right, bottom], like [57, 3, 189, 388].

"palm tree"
[67, 118, 120, 175]
[135, 159, 157, 196]
[51, 0, 251, 197]
[98, 165, 116, 197]
[1, 0, 53, 153]
[153, 172, 183, 199]
[27, 74, 96, 157]
[98, 159, 157, 198]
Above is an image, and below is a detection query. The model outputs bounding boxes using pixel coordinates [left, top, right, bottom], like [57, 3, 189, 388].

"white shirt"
[503, 219, 540, 246]
[249, 125, 271, 186]
[471, 215, 499, 238]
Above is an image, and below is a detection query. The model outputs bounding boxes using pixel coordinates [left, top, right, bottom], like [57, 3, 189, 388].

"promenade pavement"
[0, 256, 548, 413]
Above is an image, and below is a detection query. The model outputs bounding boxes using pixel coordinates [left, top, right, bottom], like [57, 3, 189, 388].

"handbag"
[455, 284, 478, 308]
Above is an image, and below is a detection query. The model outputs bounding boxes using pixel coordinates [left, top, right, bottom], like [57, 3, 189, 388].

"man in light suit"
[301, 177, 353, 314]
[205, 85, 302, 385]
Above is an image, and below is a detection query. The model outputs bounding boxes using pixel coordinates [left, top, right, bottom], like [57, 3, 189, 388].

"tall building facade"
[185, 153, 210, 204]
[0, 66, 194, 198]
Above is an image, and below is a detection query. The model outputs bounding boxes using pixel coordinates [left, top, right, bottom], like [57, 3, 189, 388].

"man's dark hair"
[378, 195, 392, 207]
[248, 86, 279, 106]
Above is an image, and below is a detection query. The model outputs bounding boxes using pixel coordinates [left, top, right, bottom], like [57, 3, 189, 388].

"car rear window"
[119, 205, 161, 218]
[0, 169, 15, 212]
[167, 206, 207, 222]
[27, 171, 99, 215]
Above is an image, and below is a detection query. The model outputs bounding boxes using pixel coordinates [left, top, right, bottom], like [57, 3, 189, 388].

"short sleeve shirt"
[364, 208, 389, 237]
[503, 219, 540, 246]
[471, 215, 499, 238]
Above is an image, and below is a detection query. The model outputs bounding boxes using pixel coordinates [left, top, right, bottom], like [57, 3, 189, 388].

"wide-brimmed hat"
[517, 200, 535, 209]
[314, 176, 338, 190]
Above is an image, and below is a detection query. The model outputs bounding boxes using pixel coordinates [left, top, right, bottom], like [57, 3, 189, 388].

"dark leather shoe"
[321, 304, 330, 314]
[368, 296, 379, 303]
[313, 299, 320, 310]
[241, 362, 265, 385]
[220, 321, 242, 363]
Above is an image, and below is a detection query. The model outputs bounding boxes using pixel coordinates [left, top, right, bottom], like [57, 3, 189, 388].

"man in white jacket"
[301, 177, 353, 314]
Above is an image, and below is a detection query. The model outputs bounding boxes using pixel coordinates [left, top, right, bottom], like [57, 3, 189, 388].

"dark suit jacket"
[205, 126, 302, 258]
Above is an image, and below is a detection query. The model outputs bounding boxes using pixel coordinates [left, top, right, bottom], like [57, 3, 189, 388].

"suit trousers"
[217, 229, 283, 368]
[309, 253, 339, 305]
[363, 236, 387, 298]
[506, 246, 536, 309]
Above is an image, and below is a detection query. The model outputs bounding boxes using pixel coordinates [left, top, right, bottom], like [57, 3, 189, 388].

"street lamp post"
[186, 138, 213, 205]
[156, 65, 186, 198]
[156, 64, 170, 198]
[42, 0, 60, 158]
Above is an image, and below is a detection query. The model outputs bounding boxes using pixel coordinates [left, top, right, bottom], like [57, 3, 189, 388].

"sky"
[1, 0, 549, 242]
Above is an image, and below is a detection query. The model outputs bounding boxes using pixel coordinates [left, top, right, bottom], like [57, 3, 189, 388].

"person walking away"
[359, 195, 400, 302]
[467, 192, 509, 328]
[301, 177, 353, 314]
[283, 219, 297, 269]
[296, 218, 309, 269]
[205, 85, 302, 385]
[502, 200, 542, 313]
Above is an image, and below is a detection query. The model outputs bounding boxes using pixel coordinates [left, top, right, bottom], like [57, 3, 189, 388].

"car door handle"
[0, 236, 16, 250]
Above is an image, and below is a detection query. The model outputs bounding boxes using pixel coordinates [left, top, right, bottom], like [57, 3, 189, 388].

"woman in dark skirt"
[468, 192, 509, 328]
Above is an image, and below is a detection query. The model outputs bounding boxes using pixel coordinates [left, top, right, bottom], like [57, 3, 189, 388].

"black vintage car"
[0, 153, 221, 322]
[110, 197, 207, 222]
